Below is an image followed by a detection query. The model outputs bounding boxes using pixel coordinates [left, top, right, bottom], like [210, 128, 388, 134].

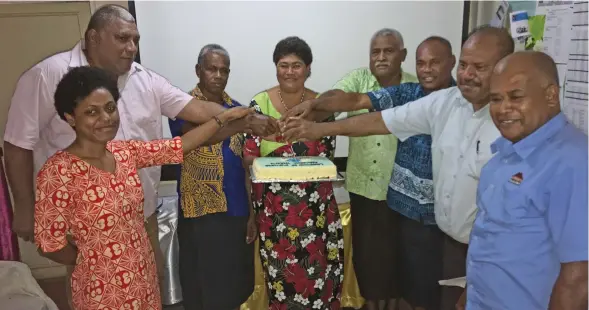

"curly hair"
[272, 36, 313, 66]
[54, 66, 120, 121]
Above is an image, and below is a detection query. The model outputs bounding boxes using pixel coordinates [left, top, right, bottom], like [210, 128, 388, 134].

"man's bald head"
[489, 51, 561, 143]
[465, 25, 514, 59]
[494, 51, 559, 86]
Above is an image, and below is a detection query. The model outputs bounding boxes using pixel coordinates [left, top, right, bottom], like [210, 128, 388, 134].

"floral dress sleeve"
[243, 99, 262, 158]
[34, 156, 73, 253]
[116, 137, 184, 169]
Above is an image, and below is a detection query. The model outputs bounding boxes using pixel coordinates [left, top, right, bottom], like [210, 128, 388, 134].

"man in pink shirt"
[3, 3, 276, 297]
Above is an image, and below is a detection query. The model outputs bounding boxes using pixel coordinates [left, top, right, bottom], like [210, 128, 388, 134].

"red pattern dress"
[34, 138, 183, 310]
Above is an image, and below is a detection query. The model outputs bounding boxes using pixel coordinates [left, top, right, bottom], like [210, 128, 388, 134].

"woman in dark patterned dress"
[243, 36, 344, 310]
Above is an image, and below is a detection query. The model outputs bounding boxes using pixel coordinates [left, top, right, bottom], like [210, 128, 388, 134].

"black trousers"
[350, 192, 445, 309]
[350, 192, 401, 301]
[178, 213, 254, 310]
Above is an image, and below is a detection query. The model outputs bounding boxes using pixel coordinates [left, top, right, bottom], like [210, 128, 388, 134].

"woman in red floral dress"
[243, 37, 344, 310]
[33, 66, 250, 310]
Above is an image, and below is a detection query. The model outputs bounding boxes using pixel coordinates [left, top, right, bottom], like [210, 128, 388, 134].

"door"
[0, 1, 91, 279]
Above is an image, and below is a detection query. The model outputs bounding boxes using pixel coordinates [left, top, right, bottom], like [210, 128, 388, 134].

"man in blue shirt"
[464, 51, 588, 309]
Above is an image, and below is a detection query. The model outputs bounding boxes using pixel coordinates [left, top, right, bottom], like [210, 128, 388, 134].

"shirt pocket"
[490, 168, 543, 231]
[120, 91, 161, 134]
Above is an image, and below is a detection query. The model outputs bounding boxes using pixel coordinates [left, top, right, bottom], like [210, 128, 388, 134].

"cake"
[252, 156, 338, 181]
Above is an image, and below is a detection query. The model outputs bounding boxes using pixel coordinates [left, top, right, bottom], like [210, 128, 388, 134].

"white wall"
[135, 1, 464, 157]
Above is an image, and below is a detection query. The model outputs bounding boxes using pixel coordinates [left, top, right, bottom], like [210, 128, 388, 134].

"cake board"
[249, 167, 345, 184]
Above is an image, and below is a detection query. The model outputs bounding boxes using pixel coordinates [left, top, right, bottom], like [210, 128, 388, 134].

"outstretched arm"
[282, 111, 390, 142]
[281, 90, 372, 121]
[129, 107, 253, 170]
[180, 113, 278, 146]
[282, 87, 445, 142]
[314, 89, 373, 112]
[155, 71, 278, 143]
[181, 107, 252, 154]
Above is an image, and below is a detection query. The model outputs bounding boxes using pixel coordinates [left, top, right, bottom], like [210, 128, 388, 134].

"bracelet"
[213, 115, 224, 128]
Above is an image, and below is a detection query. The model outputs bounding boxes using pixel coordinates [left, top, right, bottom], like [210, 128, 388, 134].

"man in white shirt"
[280, 25, 514, 310]
[3, 4, 276, 303]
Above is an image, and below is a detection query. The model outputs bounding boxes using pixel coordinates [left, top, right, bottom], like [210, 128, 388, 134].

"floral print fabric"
[244, 98, 344, 310]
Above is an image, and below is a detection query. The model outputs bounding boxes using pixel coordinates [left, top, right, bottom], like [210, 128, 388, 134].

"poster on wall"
[508, 1, 537, 15]
[535, 1, 574, 65]
[506, 1, 587, 134]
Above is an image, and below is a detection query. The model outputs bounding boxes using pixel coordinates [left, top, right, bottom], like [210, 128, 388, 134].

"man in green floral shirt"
[330, 28, 417, 310]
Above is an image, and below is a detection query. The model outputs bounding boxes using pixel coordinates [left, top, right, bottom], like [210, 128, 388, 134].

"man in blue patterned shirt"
[283, 36, 457, 310]
[369, 36, 456, 310]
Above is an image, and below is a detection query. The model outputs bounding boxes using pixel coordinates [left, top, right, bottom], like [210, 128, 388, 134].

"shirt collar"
[456, 87, 490, 119]
[190, 85, 235, 107]
[68, 40, 142, 74]
[369, 69, 413, 89]
[491, 112, 567, 158]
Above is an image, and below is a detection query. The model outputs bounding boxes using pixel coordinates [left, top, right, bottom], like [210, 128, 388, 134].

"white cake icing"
[252, 156, 337, 181]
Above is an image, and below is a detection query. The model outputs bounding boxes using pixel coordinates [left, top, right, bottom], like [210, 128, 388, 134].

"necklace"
[278, 89, 305, 111]
[276, 89, 305, 156]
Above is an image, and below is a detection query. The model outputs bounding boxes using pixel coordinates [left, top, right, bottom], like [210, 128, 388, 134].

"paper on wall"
[510, 10, 531, 38]
[508, 1, 537, 16]
[562, 93, 588, 134]
[490, 1, 510, 27]
[535, 1, 574, 65]
[562, 1, 589, 134]
[513, 35, 530, 52]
